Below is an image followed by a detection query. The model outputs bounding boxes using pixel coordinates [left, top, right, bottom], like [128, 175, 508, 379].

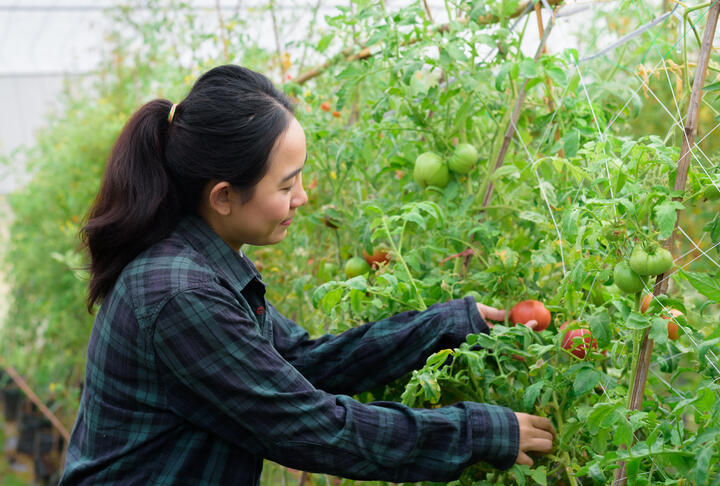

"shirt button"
[256, 306, 265, 315]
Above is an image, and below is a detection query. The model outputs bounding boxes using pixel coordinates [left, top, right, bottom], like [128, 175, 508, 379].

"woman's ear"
[206, 181, 233, 216]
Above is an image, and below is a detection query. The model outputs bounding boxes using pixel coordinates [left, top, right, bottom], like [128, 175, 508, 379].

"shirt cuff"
[468, 402, 520, 470]
[462, 296, 490, 335]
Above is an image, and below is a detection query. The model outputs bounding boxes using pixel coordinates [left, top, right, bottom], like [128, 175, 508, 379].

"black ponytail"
[82, 65, 294, 311]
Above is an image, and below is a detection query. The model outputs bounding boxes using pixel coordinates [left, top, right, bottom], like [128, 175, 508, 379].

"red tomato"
[662, 308, 683, 340]
[362, 249, 390, 269]
[560, 322, 596, 359]
[332, 110, 341, 118]
[510, 300, 551, 331]
[321, 101, 331, 112]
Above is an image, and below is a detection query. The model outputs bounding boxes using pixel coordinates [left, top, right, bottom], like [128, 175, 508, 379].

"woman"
[60, 64, 555, 485]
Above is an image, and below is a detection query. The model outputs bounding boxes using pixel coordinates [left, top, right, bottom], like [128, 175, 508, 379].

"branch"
[0, 354, 71, 442]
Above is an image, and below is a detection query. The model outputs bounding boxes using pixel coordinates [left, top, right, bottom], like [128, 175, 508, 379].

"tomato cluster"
[413, 144, 478, 188]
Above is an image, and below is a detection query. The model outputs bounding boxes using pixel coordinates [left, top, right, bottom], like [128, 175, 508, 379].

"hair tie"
[168, 103, 178, 125]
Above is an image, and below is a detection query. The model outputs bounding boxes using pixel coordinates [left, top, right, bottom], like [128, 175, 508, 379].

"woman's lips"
[281, 218, 293, 226]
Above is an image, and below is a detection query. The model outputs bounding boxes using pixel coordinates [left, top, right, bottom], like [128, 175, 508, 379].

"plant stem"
[381, 215, 426, 310]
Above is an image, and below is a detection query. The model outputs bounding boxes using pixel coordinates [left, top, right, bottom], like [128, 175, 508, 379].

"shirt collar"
[175, 214, 264, 291]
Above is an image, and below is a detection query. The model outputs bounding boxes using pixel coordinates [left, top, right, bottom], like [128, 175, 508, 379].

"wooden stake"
[0, 354, 71, 442]
[612, 2, 720, 484]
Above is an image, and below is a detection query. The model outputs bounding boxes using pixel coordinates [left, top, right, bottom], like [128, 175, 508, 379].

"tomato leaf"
[680, 270, 720, 302]
[530, 466, 548, 485]
[650, 316, 668, 345]
[523, 380, 544, 410]
[654, 199, 684, 239]
[625, 311, 652, 330]
[588, 311, 611, 347]
[574, 367, 601, 396]
[612, 415, 633, 448]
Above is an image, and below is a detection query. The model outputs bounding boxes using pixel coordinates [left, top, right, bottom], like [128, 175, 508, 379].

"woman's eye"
[282, 186, 293, 192]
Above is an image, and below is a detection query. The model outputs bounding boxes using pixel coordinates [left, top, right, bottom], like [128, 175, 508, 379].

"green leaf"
[654, 199, 684, 239]
[574, 367, 601, 396]
[625, 311, 652, 330]
[320, 287, 344, 314]
[587, 402, 620, 433]
[588, 311, 611, 347]
[681, 270, 720, 301]
[612, 415, 633, 448]
[518, 211, 547, 223]
[649, 316, 668, 346]
[588, 462, 605, 481]
[530, 466, 547, 485]
[523, 380, 544, 410]
[416, 371, 442, 404]
[316, 33, 334, 53]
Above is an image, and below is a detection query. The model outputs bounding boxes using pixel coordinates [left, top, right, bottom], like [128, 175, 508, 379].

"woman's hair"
[82, 64, 295, 311]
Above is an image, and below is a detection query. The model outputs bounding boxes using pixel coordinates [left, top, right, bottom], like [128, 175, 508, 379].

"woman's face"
[208, 117, 308, 250]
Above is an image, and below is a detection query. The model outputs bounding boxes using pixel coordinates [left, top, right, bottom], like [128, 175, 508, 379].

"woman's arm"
[152, 287, 519, 481]
[269, 296, 489, 395]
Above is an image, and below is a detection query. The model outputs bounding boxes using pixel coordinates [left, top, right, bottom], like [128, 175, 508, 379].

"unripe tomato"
[662, 308, 683, 340]
[629, 244, 673, 276]
[560, 322, 596, 359]
[510, 300, 551, 331]
[448, 143, 478, 174]
[344, 257, 370, 279]
[413, 152, 449, 188]
[613, 261, 644, 294]
[362, 249, 390, 269]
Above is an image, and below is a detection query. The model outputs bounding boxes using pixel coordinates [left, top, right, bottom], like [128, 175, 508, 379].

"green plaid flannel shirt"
[60, 215, 519, 485]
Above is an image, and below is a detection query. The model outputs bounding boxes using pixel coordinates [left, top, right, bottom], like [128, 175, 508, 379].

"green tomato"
[413, 152, 449, 188]
[344, 257, 370, 279]
[448, 143, 477, 174]
[613, 261, 644, 294]
[629, 244, 673, 276]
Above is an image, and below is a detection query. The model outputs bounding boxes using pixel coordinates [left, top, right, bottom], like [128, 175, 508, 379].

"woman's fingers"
[515, 452, 534, 466]
[523, 437, 554, 453]
[532, 415, 557, 438]
[476, 303, 507, 322]
[523, 319, 538, 330]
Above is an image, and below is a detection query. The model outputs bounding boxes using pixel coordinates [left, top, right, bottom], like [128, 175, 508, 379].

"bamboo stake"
[0, 354, 71, 442]
[612, 2, 720, 485]
[294, 0, 564, 85]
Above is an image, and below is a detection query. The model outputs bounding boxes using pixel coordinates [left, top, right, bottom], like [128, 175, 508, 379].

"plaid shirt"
[60, 215, 519, 485]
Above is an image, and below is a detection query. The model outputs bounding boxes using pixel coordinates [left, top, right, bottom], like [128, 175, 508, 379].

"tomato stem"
[381, 215, 426, 310]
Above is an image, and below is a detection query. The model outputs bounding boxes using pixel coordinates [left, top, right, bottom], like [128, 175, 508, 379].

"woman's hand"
[514, 412, 556, 466]
[475, 303, 537, 330]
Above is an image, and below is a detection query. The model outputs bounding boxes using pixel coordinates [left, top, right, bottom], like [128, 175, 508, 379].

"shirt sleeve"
[151, 286, 518, 481]
[270, 296, 490, 396]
